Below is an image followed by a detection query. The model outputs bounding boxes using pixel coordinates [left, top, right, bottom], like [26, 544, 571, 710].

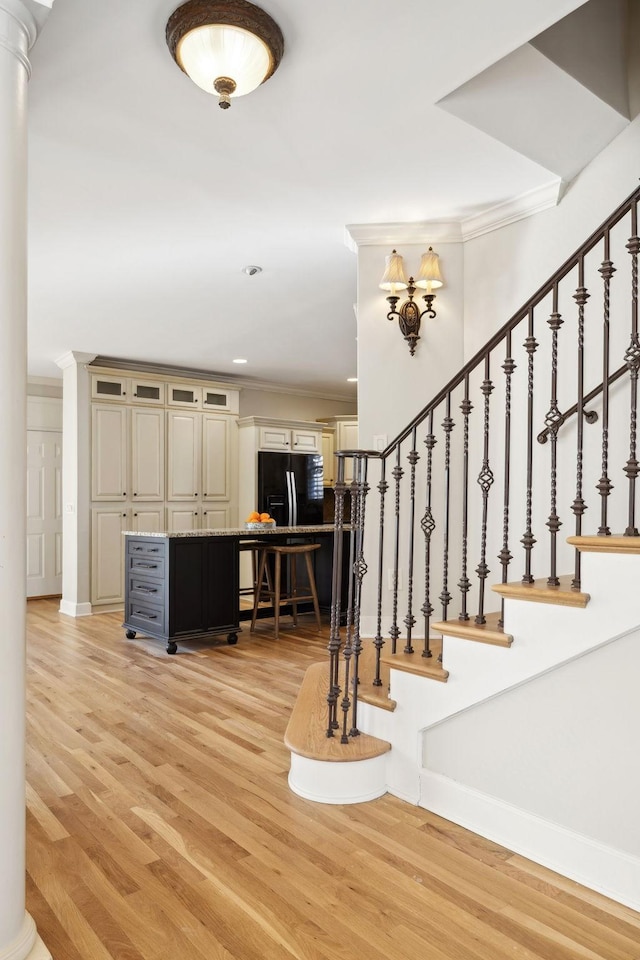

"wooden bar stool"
[250, 543, 322, 639]
[238, 540, 272, 604]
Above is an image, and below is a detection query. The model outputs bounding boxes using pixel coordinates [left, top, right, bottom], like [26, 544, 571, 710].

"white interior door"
[26, 430, 62, 598]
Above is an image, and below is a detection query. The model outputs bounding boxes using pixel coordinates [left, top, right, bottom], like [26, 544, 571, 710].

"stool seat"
[250, 542, 322, 639]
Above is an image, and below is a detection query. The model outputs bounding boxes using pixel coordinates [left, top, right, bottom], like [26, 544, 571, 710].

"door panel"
[202, 414, 229, 500]
[92, 405, 127, 500]
[167, 411, 200, 500]
[132, 408, 164, 501]
[91, 507, 127, 604]
[26, 431, 63, 597]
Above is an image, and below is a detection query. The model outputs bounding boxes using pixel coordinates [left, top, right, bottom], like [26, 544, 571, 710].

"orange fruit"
[259, 513, 271, 521]
[247, 511, 260, 521]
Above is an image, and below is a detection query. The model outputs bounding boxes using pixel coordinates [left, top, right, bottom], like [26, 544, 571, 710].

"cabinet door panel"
[321, 431, 335, 486]
[166, 506, 199, 532]
[132, 409, 164, 501]
[292, 429, 320, 453]
[202, 414, 230, 500]
[131, 507, 165, 533]
[91, 507, 127, 604]
[167, 412, 200, 500]
[92, 405, 128, 500]
[259, 425, 290, 451]
[337, 421, 359, 484]
[202, 506, 229, 529]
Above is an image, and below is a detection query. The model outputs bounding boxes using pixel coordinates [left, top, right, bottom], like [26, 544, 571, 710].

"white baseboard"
[26, 937, 52, 960]
[0, 913, 50, 960]
[58, 599, 92, 618]
[289, 753, 388, 805]
[419, 769, 640, 912]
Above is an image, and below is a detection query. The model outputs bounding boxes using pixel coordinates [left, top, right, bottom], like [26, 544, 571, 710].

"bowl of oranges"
[244, 511, 276, 530]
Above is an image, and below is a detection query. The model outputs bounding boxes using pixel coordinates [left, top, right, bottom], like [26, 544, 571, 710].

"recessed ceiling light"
[242, 265, 262, 276]
[233, 358, 248, 364]
[347, 377, 358, 382]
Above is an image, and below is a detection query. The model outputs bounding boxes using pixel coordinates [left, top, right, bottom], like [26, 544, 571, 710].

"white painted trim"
[344, 179, 565, 253]
[288, 753, 388, 805]
[54, 350, 96, 371]
[460, 179, 565, 241]
[58, 599, 92, 618]
[25, 937, 51, 960]
[91, 602, 124, 615]
[419, 769, 640, 913]
[0, 912, 36, 960]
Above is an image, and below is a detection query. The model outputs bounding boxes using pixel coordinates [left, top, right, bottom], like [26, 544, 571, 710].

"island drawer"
[126, 600, 165, 635]
[128, 555, 165, 579]
[127, 539, 166, 559]
[128, 575, 164, 605]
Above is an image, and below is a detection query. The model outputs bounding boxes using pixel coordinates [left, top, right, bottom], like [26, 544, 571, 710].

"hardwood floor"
[25, 599, 640, 959]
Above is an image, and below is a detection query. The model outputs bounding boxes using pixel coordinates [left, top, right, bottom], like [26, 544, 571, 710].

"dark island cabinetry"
[123, 535, 239, 654]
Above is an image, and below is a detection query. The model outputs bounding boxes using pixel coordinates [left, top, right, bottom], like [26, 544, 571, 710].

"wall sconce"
[166, 0, 284, 110]
[379, 247, 444, 356]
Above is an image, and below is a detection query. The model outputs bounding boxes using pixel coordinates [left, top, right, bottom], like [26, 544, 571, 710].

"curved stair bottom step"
[289, 752, 389, 805]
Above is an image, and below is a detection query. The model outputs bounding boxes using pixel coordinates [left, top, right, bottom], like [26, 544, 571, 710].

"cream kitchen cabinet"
[317, 416, 358, 484]
[131, 408, 164, 501]
[202, 413, 233, 501]
[167, 410, 200, 500]
[130, 507, 165, 533]
[91, 506, 128, 604]
[321, 428, 336, 486]
[91, 374, 128, 402]
[257, 423, 321, 453]
[92, 404, 128, 501]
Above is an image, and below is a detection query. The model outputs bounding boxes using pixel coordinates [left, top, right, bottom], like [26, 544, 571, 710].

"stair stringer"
[355, 550, 640, 806]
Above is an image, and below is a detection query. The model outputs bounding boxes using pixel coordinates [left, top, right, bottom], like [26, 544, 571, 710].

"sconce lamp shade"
[416, 247, 443, 290]
[166, 0, 284, 107]
[379, 250, 408, 293]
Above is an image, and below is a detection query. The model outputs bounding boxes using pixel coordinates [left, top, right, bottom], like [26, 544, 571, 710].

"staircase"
[285, 184, 640, 912]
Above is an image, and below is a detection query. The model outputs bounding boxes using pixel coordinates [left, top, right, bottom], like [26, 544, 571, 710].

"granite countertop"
[122, 525, 338, 538]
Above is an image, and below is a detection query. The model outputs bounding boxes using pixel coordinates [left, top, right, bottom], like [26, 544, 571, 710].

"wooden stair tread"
[492, 574, 589, 607]
[285, 661, 391, 762]
[568, 534, 640, 554]
[379, 636, 448, 683]
[431, 611, 512, 647]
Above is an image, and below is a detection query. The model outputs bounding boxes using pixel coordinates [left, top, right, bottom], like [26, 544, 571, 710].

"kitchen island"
[122, 526, 343, 654]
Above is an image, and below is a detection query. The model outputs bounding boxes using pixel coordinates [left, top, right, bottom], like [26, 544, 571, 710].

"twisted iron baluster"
[349, 455, 370, 738]
[373, 458, 388, 686]
[597, 231, 615, 535]
[421, 412, 436, 658]
[389, 445, 403, 653]
[340, 456, 358, 743]
[498, 333, 516, 627]
[521, 309, 538, 583]
[403, 428, 419, 653]
[475, 357, 494, 624]
[545, 285, 563, 586]
[440, 396, 454, 623]
[458, 375, 473, 621]
[572, 259, 590, 589]
[326, 456, 347, 736]
[625, 202, 640, 536]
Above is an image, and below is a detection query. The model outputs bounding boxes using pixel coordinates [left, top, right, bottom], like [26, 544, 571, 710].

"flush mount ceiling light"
[166, 0, 284, 110]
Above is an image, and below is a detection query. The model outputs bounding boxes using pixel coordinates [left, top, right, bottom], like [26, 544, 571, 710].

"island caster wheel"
[227, 633, 238, 645]
[125, 629, 136, 640]
[166, 642, 178, 655]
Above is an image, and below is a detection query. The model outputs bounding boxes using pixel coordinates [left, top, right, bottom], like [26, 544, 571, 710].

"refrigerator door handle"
[290, 471, 298, 527]
[286, 471, 293, 527]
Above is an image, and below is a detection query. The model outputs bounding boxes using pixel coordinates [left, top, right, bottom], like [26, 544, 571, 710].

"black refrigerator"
[258, 452, 324, 527]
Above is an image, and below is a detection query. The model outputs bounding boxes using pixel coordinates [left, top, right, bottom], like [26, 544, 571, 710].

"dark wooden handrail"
[380, 183, 640, 459]
[537, 364, 627, 444]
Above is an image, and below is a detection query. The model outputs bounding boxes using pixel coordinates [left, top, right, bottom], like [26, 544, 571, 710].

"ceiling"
[27, 0, 589, 398]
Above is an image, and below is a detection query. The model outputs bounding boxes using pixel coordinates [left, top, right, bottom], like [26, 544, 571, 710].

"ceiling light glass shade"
[177, 24, 272, 97]
[379, 250, 408, 292]
[416, 247, 443, 290]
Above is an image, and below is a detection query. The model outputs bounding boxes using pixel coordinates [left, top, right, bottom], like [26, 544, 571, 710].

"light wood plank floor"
[25, 599, 640, 960]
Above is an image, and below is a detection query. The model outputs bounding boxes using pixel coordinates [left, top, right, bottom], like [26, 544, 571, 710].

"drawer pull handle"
[137, 586, 157, 594]
[136, 562, 158, 569]
[134, 610, 157, 620]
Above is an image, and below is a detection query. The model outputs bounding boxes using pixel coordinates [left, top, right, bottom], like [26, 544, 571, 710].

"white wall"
[464, 115, 640, 360]
[239, 388, 355, 421]
[424, 627, 640, 858]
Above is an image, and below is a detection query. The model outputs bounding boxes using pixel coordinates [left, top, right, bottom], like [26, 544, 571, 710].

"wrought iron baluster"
[440, 396, 454, 622]
[403, 429, 419, 653]
[373, 458, 388, 686]
[389, 445, 403, 653]
[521, 309, 538, 583]
[625, 202, 640, 536]
[458, 376, 473, 621]
[421, 412, 436, 658]
[339, 456, 358, 743]
[326, 456, 347, 736]
[572, 259, 590, 588]
[545, 285, 563, 585]
[498, 333, 515, 627]
[597, 231, 615, 535]
[348, 455, 369, 738]
[475, 358, 494, 624]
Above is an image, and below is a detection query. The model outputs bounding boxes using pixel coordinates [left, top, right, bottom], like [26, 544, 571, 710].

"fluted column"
[0, 2, 53, 958]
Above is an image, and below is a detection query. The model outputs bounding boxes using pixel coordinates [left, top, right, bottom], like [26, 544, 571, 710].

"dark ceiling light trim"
[166, 0, 284, 108]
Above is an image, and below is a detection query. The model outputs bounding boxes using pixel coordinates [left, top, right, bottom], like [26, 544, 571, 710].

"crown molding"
[461, 178, 565, 241]
[88, 355, 355, 404]
[345, 179, 565, 252]
[54, 350, 97, 370]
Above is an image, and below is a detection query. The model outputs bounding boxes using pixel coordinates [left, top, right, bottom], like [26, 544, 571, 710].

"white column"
[0, 2, 53, 958]
[55, 351, 95, 617]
